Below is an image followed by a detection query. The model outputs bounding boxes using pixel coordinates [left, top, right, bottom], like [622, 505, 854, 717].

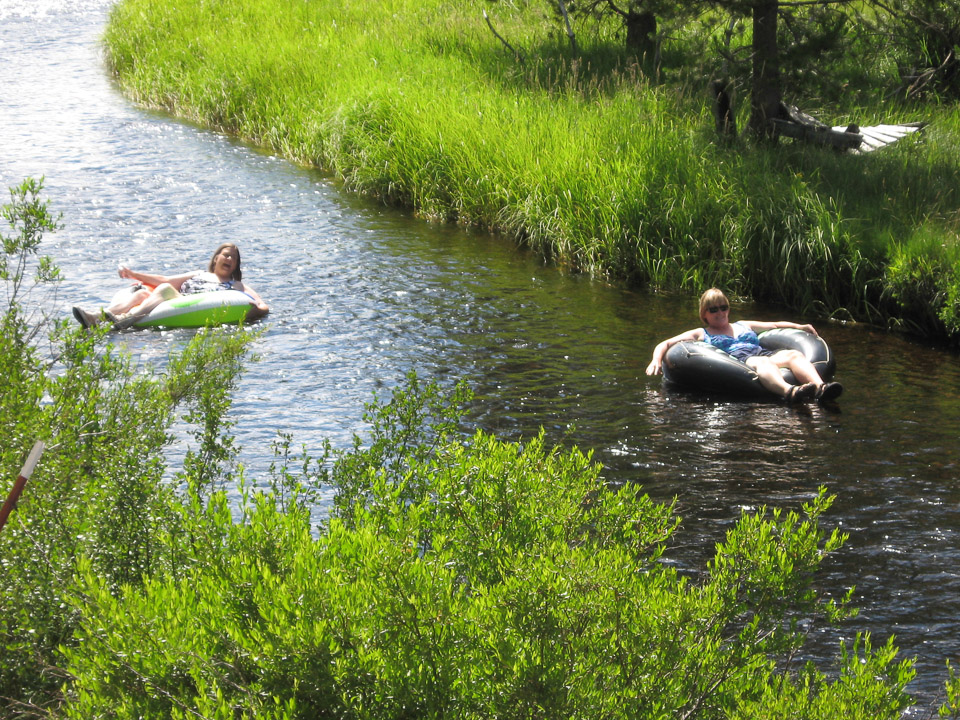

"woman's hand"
[240, 283, 269, 319]
[246, 301, 269, 320]
[646, 341, 670, 375]
[118, 265, 133, 280]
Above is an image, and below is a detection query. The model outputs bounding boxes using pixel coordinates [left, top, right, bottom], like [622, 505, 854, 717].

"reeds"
[103, 0, 960, 339]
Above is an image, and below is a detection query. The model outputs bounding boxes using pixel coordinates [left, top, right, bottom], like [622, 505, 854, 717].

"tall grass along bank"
[102, 0, 960, 340]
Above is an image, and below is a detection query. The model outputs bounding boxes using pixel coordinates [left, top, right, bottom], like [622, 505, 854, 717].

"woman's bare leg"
[747, 357, 797, 397]
[110, 284, 180, 328]
[105, 287, 150, 315]
[73, 284, 179, 329]
[750, 350, 842, 402]
[772, 349, 825, 385]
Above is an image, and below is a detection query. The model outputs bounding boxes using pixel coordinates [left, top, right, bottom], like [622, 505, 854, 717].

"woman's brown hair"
[208, 243, 242, 281]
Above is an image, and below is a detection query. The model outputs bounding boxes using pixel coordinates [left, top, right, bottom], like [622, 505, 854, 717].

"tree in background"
[870, 0, 960, 99]
[564, 0, 684, 61]
[550, 0, 860, 138]
[703, 0, 855, 137]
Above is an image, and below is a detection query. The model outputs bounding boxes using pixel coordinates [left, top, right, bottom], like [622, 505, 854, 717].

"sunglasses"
[707, 304, 729, 314]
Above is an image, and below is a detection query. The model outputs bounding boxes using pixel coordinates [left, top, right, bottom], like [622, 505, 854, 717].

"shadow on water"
[2, 0, 960, 710]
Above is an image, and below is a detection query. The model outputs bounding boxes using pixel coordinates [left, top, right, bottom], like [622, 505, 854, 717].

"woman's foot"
[72, 306, 100, 328]
[816, 381, 844, 402]
[786, 382, 817, 403]
[110, 312, 140, 330]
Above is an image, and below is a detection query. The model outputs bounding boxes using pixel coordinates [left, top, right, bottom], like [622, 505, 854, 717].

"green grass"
[103, 0, 960, 341]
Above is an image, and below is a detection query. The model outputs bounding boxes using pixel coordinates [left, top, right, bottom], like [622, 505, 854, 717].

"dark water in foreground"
[1, 1, 958, 710]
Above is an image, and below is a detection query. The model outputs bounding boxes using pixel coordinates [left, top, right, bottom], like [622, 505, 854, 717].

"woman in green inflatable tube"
[72, 243, 269, 330]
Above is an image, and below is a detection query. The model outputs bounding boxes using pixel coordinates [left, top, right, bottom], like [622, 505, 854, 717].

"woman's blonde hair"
[698, 287, 729, 323]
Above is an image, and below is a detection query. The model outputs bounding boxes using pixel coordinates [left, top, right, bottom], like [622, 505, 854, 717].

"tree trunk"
[625, 11, 657, 60]
[749, 0, 781, 139]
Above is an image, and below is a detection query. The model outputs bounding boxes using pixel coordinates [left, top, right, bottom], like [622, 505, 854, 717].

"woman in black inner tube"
[646, 288, 842, 403]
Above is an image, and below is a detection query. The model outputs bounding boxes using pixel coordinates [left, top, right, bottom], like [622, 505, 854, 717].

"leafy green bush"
[0, 180, 258, 716]
[56, 369, 915, 719]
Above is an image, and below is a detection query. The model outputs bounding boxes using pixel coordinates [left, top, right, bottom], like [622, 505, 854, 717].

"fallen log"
[770, 103, 925, 153]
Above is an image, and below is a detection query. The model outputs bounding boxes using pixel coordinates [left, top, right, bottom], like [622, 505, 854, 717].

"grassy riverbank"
[103, 0, 960, 341]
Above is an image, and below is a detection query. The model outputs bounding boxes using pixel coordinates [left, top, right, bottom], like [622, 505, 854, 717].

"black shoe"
[786, 382, 817, 403]
[72, 306, 99, 328]
[816, 382, 844, 402]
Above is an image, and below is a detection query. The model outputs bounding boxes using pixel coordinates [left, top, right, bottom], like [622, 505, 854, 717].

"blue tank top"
[703, 322, 765, 360]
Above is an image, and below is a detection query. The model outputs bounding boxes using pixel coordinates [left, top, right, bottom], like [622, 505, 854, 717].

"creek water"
[2, 0, 958, 711]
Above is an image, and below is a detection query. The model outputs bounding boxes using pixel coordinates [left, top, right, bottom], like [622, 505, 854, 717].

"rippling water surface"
[2, 1, 959, 709]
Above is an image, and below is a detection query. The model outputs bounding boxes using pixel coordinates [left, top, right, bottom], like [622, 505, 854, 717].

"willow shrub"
[55, 370, 915, 719]
[0, 179, 258, 714]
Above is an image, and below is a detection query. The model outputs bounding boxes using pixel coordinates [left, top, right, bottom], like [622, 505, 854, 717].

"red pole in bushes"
[0, 441, 45, 534]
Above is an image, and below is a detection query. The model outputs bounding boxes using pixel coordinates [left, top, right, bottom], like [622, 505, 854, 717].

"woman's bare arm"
[237, 282, 269, 318]
[645, 327, 704, 375]
[741, 320, 818, 336]
[118, 265, 199, 291]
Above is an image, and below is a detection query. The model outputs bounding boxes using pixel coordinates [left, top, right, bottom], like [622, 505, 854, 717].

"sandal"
[786, 382, 817, 403]
[111, 312, 140, 331]
[816, 381, 844, 402]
